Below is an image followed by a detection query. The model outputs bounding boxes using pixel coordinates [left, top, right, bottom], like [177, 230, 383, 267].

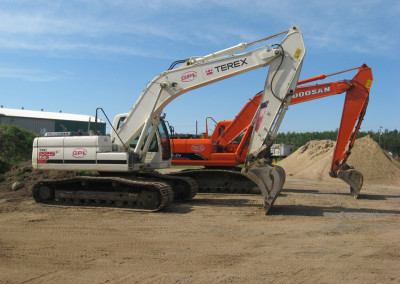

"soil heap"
[0, 125, 82, 197]
[277, 136, 400, 185]
[0, 161, 78, 200]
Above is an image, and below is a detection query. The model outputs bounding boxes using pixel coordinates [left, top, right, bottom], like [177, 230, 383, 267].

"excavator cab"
[113, 114, 172, 168]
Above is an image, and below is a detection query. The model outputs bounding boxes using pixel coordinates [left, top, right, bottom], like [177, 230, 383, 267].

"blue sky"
[1, 0, 399, 134]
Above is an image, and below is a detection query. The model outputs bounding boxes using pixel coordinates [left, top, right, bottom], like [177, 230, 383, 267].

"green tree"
[0, 124, 39, 174]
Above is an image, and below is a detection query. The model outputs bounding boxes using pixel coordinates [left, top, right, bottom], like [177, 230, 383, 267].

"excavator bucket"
[242, 165, 286, 214]
[337, 168, 363, 198]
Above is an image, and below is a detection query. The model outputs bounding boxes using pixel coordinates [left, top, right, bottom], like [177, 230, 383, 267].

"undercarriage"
[32, 174, 197, 212]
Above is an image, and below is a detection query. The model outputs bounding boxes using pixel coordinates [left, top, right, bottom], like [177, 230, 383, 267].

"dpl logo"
[191, 144, 205, 152]
[72, 148, 87, 158]
[181, 71, 197, 82]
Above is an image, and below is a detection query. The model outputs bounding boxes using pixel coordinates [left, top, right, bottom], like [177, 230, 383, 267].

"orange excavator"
[170, 64, 373, 197]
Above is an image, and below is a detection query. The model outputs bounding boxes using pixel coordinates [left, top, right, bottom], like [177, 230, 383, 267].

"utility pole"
[379, 125, 383, 146]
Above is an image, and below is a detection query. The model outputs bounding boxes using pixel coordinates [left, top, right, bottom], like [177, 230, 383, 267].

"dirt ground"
[1, 175, 399, 283]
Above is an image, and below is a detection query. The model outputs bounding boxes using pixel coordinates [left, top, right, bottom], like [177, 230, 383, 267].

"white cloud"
[0, 67, 60, 82]
[0, 0, 397, 58]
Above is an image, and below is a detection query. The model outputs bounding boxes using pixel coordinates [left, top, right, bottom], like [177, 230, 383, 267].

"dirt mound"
[0, 161, 77, 199]
[277, 136, 400, 185]
[347, 136, 400, 184]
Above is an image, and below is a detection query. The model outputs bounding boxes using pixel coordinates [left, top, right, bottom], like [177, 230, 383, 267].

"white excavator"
[31, 26, 306, 214]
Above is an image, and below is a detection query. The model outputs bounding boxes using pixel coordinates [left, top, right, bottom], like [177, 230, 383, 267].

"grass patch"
[76, 171, 92, 176]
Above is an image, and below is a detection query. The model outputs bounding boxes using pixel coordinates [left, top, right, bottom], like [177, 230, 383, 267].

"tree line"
[274, 129, 400, 157]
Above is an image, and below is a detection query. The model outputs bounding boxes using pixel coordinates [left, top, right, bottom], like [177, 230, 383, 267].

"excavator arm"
[284, 64, 372, 197]
[328, 65, 372, 197]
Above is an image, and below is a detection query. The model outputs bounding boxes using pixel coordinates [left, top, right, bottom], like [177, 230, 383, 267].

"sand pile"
[0, 161, 78, 198]
[277, 136, 400, 185]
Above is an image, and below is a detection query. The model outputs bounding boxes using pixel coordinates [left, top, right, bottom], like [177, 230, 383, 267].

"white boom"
[114, 27, 304, 156]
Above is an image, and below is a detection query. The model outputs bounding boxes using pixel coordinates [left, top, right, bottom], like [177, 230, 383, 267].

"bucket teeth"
[242, 165, 285, 214]
[337, 169, 364, 198]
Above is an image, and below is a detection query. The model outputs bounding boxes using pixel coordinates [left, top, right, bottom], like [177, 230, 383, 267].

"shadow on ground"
[268, 204, 400, 217]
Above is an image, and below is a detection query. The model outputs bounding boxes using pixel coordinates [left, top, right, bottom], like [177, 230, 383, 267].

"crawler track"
[32, 176, 174, 212]
[170, 168, 261, 194]
[139, 172, 198, 201]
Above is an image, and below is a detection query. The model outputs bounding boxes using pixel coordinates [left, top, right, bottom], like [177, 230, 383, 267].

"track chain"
[32, 176, 174, 212]
[169, 168, 261, 194]
[139, 172, 198, 201]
